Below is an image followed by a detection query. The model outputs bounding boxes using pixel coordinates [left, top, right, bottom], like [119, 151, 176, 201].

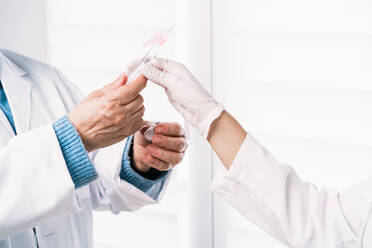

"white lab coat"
[0, 49, 169, 248]
[212, 133, 372, 248]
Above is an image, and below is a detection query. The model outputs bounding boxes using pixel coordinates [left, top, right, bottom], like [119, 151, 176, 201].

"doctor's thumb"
[123, 74, 147, 97]
[114, 72, 128, 86]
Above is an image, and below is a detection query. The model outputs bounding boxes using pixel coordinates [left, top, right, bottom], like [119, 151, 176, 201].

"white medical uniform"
[212, 133, 372, 248]
[0, 49, 169, 247]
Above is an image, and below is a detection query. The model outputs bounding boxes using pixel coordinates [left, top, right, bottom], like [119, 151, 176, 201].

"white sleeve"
[0, 125, 81, 239]
[211, 133, 360, 248]
[88, 141, 171, 212]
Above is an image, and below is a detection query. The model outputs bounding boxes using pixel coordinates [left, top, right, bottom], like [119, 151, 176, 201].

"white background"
[2, 0, 372, 247]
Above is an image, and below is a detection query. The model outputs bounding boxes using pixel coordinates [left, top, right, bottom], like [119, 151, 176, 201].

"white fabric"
[0, 49, 169, 248]
[211, 133, 372, 248]
[140, 58, 224, 138]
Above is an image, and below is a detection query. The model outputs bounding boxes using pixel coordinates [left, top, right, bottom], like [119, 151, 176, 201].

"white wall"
[0, 0, 46, 61]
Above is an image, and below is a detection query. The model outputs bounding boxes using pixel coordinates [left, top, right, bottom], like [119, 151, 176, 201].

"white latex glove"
[140, 57, 224, 138]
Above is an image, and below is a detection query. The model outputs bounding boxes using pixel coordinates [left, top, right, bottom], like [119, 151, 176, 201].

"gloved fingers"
[149, 57, 175, 72]
[140, 63, 169, 87]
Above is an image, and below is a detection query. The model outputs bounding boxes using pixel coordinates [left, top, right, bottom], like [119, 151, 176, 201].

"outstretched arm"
[140, 58, 368, 247]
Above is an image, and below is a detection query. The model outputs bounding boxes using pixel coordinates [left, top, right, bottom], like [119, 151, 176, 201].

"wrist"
[207, 110, 247, 169]
[67, 113, 94, 152]
[198, 99, 224, 138]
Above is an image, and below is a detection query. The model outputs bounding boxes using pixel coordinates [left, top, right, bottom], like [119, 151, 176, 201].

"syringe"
[127, 22, 176, 82]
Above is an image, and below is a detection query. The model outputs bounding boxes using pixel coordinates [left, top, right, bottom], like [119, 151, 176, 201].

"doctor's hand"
[132, 122, 187, 172]
[68, 73, 147, 152]
[140, 58, 224, 138]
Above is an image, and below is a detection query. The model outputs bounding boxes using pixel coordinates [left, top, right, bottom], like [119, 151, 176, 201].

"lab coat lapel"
[0, 55, 31, 134]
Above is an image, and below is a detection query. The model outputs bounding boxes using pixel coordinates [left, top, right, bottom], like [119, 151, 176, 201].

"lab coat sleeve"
[119, 135, 170, 200]
[87, 141, 171, 212]
[211, 133, 360, 248]
[0, 125, 81, 239]
[52, 68, 171, 212]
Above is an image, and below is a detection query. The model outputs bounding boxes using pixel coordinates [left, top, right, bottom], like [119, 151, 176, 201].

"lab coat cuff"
[119, 135, 170, 194]
[53, 115, 98, 188]
[211, 132, 266, 195]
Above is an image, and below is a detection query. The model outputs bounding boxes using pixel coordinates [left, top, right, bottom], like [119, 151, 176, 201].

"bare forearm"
[207, 111, 247, 169]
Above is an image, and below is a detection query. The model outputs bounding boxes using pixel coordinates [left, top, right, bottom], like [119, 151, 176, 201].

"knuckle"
[100, 101, 109, 111]
[160, 124, 168, 134]
[129, 88, 137, 99]
[110, 90, 119, 101]
[155, 148, 162, 158]
[173, 123, 182, 134]
[145, 155, 155, 165]
[114, 115, 124, 126]
[101, 100, 115, 113]
[102, 109, 113, 121]
[154, 135, 163, 145]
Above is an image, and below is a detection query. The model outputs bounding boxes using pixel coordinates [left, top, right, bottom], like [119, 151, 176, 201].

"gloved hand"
[140, 58, 224, 138]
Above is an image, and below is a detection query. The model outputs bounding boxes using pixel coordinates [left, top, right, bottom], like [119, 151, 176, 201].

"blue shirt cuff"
[119, 135, 169, 197]
[53, 115, 98, 188]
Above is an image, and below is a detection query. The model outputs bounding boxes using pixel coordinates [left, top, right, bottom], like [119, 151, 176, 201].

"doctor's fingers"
[101, 73, 128, 93]
[151, 135, 187, 153]
[122, 95, 144, 115]
[130, 107, 145, 126]
[116, 75, 147, 104]
[117, 113, 144, 137]
[154, 122, 185, 137]
[147, 144, 184, 168]
[143, 154, 170, 171]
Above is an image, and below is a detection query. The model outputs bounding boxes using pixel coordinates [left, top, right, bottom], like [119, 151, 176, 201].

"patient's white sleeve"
[211, 133, 371, 248]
